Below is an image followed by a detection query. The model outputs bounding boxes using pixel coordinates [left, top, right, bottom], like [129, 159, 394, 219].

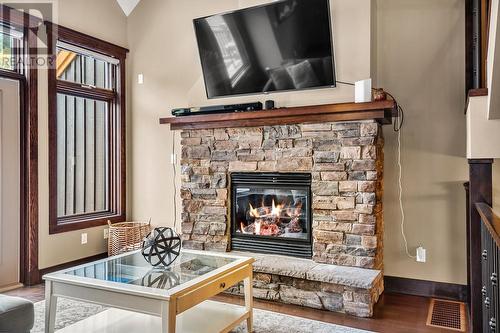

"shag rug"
[32, 298, 374, 333]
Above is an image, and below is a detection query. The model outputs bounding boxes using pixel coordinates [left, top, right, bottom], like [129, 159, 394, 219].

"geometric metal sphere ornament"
[140, 269, 181, 289]
[141, 227, 181, 267]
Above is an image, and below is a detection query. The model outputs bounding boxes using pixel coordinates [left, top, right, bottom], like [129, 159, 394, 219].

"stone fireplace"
[179, 120, 385, 317]
[181, 121, 383, 268]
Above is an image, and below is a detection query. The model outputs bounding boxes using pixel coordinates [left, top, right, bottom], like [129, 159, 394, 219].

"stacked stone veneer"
[180, 120, 384, 270]
[226, 254, 384, 317]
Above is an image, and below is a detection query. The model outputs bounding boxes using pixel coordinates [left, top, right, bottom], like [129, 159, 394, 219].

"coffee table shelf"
[57, 300, 248, 333]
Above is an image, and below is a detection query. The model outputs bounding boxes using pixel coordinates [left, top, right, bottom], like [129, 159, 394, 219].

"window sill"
[49, 213, 125, 234]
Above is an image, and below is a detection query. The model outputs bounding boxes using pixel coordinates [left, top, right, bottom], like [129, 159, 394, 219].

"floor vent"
[426, 299, 466, 332]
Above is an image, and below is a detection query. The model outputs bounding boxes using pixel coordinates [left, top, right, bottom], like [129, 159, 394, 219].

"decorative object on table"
[372, 88, 387, 101]
[265, 100, 275, 110]
[141, 269, 181, 289]
[354, 78, 372, 103]
[141, 227, 181, 267]
[107, 219, 151, 256]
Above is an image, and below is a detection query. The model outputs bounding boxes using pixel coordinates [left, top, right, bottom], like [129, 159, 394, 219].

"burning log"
[287, 216, 303, 233]
[242, 198, 303, 237]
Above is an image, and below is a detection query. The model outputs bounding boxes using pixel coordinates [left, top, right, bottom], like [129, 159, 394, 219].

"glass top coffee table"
[43, 249, 255, 333]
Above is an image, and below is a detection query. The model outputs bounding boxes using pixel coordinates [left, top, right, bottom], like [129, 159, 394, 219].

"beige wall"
[38, 0, 127, 269]
[37, 0, 470, 285]
[494, 161, 500, 215]
[127, 0, 469, 284]
[377, 0, 468, 284]
[127, 0, 373, 229]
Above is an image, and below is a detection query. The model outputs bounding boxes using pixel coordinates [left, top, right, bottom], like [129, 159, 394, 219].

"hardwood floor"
[3, 284, 465, 332]
[3, 284, 45, 302]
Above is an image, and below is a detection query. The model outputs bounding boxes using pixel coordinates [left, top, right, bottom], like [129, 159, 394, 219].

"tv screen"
[194, 0, 335, 99]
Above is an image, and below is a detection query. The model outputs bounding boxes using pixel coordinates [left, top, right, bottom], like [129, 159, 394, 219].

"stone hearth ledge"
[227, 252, 384, 317]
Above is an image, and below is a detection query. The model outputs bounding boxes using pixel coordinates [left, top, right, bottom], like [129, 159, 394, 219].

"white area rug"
[32, 298, 374, 333]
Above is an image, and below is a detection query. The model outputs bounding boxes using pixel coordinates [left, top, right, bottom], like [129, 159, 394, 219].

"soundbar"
[171, 102, 263, 117]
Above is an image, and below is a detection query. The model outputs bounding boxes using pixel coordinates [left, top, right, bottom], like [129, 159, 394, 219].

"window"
[206, 16, 248, 85]
[47, 23, 128, 234]
[0, 24, 23, 72]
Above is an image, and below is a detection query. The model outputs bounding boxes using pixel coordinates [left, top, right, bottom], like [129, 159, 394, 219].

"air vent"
[426, 299, 466, 332]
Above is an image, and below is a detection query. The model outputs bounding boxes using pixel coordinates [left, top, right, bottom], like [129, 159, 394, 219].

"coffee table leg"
[244, 269, 254, 333]
[45, 281, 57, 333]
[161, 301, 176, 333]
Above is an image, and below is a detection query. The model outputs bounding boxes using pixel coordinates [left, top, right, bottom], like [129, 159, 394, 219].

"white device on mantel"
[355, 79, 372, 103]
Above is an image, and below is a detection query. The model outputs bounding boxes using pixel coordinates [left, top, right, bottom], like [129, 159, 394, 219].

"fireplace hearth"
[231, 173, 312, 258]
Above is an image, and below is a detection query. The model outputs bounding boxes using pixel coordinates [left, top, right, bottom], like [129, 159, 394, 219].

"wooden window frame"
[47, 22, 128, 234]
[0, 4, 41, 285]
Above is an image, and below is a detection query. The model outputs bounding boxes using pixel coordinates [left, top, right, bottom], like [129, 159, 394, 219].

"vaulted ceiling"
[116, 0, 141, 16]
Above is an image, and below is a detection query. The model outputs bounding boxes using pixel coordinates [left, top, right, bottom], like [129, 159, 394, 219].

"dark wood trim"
[475, 202, 500, 247]
[160, 100, 395, 131]
[480, 0, 490, 88]
[468, 87, 489, 97]
[466, 0, 474, 92]
[465, 88, 489, 114]
[39, 252, 108, 278]
[0, 4, 42, 29]
[465, 0, 491, 91]
[24, 26, 39, 286]
[464, 182, 471, 308]
[0, 25, 41, 286]
[50, 212, 124, 235]
[56, 80, 116, 101]
[467, 158, 493, 333]
[0, 69, 24, 81]
[384, 276, 468, 302]
[45, 22, 128, 59]
[47, 23, 127, 235]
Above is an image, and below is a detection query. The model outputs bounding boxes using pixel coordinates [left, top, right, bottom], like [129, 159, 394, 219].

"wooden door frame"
[0, 5, 41, 286]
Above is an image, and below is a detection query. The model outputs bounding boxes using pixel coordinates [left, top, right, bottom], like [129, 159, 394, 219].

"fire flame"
[240, 198, 303, 236]
[249, 203, 260, 218]
[271, 199, 283, 217]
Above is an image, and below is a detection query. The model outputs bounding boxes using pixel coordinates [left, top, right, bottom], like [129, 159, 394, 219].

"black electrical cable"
[336, 80, 405, 132]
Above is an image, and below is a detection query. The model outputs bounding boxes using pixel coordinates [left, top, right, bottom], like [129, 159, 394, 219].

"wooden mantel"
[160, 100, 395, 130]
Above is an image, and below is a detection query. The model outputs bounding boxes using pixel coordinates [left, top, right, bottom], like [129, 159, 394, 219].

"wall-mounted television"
[194, 0, 336, 99]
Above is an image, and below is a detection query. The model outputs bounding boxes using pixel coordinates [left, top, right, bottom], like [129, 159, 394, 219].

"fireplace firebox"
[230, 173, 312, 258]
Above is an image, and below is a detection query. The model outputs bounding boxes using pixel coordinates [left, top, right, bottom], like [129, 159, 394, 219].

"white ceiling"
[116, 0, 141, 16]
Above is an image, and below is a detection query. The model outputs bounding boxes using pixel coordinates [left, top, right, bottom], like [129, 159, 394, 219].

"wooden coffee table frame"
[43, 250, 254, 333]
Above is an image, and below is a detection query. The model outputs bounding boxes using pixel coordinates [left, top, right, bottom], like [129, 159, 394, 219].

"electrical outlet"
[138, 74, 144, 84]
[416, 246, 426, 263]
[103, 228, 109, 239]
[81, 233, 88, 245]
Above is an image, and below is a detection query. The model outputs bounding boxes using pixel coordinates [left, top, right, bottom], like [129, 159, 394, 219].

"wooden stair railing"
[467, 159, 494, 333]
[475, 203, 500, 333]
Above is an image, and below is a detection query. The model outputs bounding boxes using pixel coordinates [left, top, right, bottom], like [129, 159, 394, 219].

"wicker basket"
[107, 220, 151, 256]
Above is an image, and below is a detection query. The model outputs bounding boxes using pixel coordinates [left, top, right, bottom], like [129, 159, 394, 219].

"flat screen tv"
[194, 0, 335, 99]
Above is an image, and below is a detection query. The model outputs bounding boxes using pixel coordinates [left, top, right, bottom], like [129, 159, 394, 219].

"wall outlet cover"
[416, 246, 426, 263]
[104, 228, 109, 239]
[81, 233, 88, 245]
